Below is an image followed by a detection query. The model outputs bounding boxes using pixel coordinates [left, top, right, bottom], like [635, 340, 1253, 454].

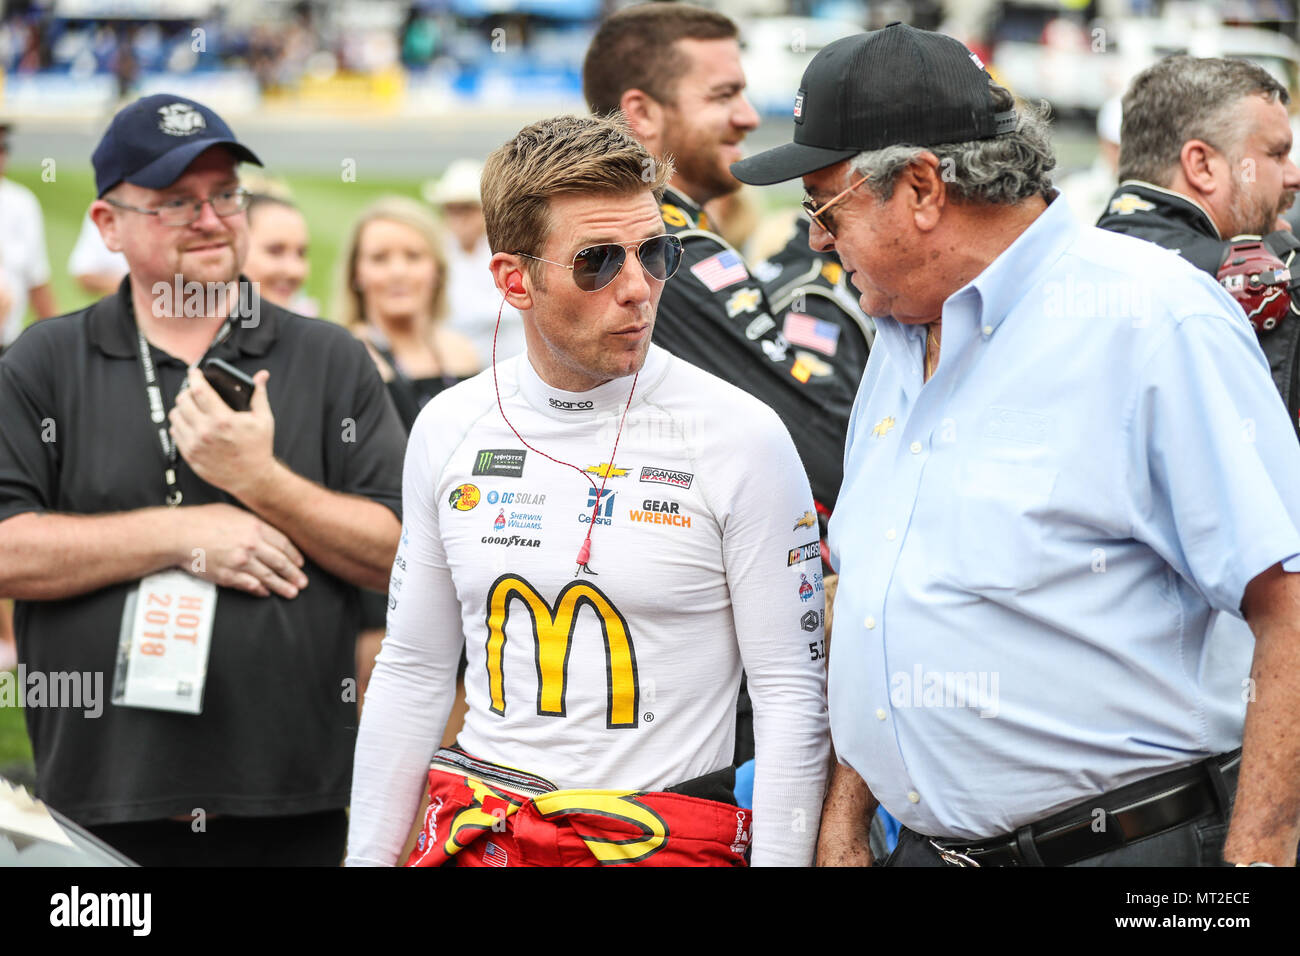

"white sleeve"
[718, 407, 831, 867]
[22, 193, 50, 287]
[346, 413, 465, 866]
[68, 213, 127, 278]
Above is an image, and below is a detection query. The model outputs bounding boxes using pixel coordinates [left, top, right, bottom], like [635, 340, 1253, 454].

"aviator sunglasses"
[515, 233, 683, 292]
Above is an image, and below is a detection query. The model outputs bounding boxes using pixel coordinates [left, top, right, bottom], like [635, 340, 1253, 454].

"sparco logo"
[481, 535, 541, 548]
[639, 465, 693, 489]
[548, 398, 594, 411]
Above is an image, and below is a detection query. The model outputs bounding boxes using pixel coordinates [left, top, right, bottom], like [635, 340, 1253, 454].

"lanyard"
[135, 319, 233, 506]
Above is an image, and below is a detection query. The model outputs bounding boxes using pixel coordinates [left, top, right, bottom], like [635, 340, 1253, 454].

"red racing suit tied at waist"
[405, 748, 751, 867]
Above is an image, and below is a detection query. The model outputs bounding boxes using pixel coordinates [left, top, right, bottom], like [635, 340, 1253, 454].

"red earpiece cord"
[491, 287, 638, 572]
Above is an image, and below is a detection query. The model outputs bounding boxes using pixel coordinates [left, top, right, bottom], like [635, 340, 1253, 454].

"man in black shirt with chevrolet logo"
[582, 4, 871, 517]
[1097, 56, 1300, 435]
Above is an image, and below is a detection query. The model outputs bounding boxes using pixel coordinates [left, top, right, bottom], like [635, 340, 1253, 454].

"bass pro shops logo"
[157, 103, 207, 136]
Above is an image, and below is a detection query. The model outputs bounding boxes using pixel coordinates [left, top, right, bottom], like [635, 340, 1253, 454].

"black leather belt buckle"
[933, 751, 1240, 867]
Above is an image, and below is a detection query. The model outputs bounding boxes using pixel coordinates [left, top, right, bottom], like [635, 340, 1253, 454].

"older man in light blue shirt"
[734, 23, 1300, 866]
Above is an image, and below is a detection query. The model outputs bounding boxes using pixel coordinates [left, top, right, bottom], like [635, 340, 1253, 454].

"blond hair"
[481, 114, 672, 283]
[333, 195, 450, 332]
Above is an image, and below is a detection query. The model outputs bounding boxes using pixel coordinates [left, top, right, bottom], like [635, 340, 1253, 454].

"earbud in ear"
[507, 274, 524, 295]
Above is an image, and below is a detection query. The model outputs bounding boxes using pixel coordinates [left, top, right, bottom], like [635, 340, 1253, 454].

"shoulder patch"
[661, 204, 690, 228]
[690, 250, 749, 292]
[1108, 193, 1155, 216]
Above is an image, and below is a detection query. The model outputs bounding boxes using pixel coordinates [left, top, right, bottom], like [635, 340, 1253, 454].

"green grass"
[0, 690, 34, 773]
[6, 164, 429, 329]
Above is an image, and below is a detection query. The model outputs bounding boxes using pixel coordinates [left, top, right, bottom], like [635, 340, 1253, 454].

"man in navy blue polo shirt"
[0, 95, 407, 865]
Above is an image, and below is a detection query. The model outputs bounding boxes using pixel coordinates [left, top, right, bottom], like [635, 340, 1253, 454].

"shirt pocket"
[944, 458, 1058, 592]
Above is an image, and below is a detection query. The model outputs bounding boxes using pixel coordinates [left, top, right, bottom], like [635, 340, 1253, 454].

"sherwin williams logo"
[448, 483, 481, 511]
[799, 574, 814, 602]
[639, 466, 692, 489]
[494, 510, 506, 531]
[473, 448, 527, 478]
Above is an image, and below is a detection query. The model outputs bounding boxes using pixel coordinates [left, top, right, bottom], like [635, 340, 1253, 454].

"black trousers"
[86, 809, 348, 867]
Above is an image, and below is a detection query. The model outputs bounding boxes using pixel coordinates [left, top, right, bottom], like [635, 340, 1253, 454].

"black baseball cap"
[732, 23, 1018, 186]
[92, 93, 262, 197]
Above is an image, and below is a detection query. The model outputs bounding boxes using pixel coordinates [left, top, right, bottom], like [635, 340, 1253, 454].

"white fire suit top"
[347, 345, 830, 866]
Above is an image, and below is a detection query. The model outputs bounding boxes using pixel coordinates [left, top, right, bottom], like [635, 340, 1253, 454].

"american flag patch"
[782, 312, 840, 356]
[690, 250, 748, 291]
[482, 840, 508, 867]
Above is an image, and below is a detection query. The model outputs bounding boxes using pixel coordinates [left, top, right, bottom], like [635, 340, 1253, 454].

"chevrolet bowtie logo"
[872, 416, 896, 437]
[584, 462, 628, 478]
[1108, 193, 1155, 216]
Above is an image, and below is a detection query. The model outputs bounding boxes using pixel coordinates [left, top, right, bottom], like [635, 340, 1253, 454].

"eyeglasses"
[105, 187, 251, 227]
[801, 175, 869, 239]
[515, 234, 683, 292]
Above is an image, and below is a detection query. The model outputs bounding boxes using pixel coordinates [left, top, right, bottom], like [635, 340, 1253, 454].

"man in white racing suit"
[346, 115, 830, 867]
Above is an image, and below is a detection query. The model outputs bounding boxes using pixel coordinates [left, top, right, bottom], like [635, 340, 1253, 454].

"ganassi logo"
[157, 103, 207, 136]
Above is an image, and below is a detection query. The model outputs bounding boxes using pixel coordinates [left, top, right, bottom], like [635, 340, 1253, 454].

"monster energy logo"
[472, 448, 527, 478]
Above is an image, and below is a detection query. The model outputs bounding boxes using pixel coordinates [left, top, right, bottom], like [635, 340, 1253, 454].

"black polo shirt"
[0, 277, 407, 826]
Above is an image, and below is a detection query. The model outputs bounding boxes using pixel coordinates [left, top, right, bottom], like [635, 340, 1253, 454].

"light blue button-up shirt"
[827, 195, 1300, 840]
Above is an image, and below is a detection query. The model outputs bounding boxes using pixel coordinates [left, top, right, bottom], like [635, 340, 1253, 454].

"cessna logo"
[549, 398, 594, 411]
[157, 103, 206, 136]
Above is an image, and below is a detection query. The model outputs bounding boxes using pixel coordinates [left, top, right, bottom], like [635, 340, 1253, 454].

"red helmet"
[1217, 238, 1293, 333]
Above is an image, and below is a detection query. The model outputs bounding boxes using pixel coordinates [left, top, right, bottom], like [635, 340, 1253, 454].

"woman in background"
[334, 196, 479, 730]
[243, 192, 315, 316]
[335, 196, 479, 430]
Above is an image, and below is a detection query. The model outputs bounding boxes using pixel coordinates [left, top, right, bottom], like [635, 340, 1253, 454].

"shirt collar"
[88, 275, 281, 359]
[516, 343, 670, 421]
[1110, 179, 1222, 239]
[961, 190, 1078, 335]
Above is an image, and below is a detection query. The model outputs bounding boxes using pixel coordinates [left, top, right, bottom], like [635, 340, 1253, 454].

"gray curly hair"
[849, 82, 1056, 205]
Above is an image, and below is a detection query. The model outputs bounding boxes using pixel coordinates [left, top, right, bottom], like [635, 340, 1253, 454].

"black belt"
[928, 750, 1240, 867]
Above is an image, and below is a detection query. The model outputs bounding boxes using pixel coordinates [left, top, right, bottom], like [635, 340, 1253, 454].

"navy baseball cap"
[92, 94, 262, 197]
[732, 23, 1017, 185]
